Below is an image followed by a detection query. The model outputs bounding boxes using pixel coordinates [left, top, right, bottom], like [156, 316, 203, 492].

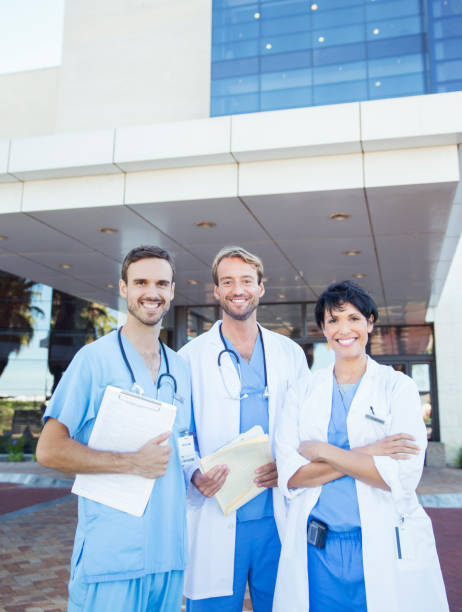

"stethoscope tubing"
[218, 323, 269, 397]
[117, 327, 177, 396]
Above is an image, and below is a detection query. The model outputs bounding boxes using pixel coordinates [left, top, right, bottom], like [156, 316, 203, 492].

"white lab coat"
[179, 320, 310, 600]
[274, 357, 449, 612]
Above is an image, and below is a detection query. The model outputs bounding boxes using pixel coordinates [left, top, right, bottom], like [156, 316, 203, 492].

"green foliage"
[0, 271, 44, 377]
[8, 450, 24, 462]
[0, 400, 42, 436]
[0, 431, 38, 457]
[7, 436, 24, 461]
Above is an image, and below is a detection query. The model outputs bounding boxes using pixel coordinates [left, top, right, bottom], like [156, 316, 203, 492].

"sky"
[0, 0, 65, 75]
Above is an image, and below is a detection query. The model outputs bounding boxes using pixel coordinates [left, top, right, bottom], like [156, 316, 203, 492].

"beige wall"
[0, 0, 212, 138]
[434, 232, 462, 465]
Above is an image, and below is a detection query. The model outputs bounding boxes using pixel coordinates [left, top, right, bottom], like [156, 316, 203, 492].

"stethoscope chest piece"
[217, 323, 270, 401]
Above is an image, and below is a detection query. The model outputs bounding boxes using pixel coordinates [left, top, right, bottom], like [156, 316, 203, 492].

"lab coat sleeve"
[373, 374, 428, 508]
[275, 378, 310, 500]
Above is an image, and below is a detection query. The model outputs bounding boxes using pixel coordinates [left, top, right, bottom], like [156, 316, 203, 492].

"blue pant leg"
[307, 529, 367, 612]
[186, 520, 251, 612]
[68, 570, 183, 612]
[247, 516, 281, 612]
[148, 570, 184, 612]
[68, 577, 148, 612]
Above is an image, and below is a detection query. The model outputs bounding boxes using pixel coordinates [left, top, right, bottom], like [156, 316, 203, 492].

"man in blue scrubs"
[179, 246, 309, 612]
[37, 245, 192, 612]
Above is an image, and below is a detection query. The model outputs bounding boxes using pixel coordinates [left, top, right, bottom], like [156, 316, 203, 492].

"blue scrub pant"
[307, 527, 367, 612]
[68, 566, 184, 612]
[187, 515, 280, 612]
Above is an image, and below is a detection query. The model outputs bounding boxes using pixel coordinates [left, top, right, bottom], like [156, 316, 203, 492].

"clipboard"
[72, 385, 177, 517]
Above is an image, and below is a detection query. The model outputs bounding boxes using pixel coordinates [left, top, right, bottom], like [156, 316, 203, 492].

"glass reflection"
[210, 0, 460, 116]
[0, 270, 118, 441]
[0, 271, 44, 380]
[369, 325, 434, 356]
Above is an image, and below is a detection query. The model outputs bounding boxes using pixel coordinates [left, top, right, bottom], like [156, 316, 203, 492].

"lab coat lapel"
[346, 357, 380, 423]
[260, 325, 279, 435]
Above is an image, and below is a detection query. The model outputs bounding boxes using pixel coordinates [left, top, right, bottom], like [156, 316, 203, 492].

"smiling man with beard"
[37, 245, 192, 612]
[179, 246, 310, 612]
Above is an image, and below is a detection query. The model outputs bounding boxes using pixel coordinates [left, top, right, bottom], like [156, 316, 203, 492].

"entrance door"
[373, 357, 438, 441]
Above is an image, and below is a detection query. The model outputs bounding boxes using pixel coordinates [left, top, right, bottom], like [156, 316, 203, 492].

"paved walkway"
[0, 464, 461, 611]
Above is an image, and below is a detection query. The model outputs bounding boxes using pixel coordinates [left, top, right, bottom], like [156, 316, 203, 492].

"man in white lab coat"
[179, 246, 310, 612]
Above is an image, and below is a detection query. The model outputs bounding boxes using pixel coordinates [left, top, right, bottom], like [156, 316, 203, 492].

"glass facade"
[429, 0, 462, 92]
[211, 0, 462, 116]
[0, 270, 118, 440]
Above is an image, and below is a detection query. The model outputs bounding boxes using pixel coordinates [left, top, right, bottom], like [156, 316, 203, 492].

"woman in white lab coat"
[274, 280, 448, 612]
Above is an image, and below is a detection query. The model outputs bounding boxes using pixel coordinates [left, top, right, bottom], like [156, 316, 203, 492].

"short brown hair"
[121, 246, 175, 282]
[212, 246, 264, 285]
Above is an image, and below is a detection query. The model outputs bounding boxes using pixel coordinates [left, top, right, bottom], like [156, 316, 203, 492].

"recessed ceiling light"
[194, 221, 216, 229]
[344, 249, 361, 256]
[59, 263, 72, 269]
[265, 43, 272, 50]
[98, 227, 118, 234]
[187, 279, 199, 285]
[375, 81, 381, 87]
[105, 283, 116, 289]
[373, 28, 380, 35]
[311, 3, 318, 10]
[0, 235, 7, 240]
[278, 293, 287, 299]
[254, 12, 260, 19]
[329, 212, 351, 221]
[318, 36, 325, 43]
[262, 276, 271, 283]
[353, 273, 367, 279]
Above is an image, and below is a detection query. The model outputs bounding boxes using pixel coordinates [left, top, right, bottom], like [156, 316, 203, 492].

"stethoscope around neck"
[117, 327, 180, 404]
[217, 323, 269, 401]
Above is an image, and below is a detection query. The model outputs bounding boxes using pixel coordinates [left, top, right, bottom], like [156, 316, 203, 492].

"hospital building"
[0, 0, 461, 464]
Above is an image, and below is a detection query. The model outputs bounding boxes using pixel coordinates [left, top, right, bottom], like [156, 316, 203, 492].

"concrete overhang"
[0, 91, 461, 328]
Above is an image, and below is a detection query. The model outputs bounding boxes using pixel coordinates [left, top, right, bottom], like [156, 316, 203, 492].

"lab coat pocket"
[395, 508, 437, 570]
[82, 501, 144, 579]
[360, 406, 391, 445]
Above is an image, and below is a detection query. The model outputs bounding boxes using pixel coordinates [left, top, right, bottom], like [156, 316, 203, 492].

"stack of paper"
[201, 426, 274, 516]
[72, 386, 177, 517]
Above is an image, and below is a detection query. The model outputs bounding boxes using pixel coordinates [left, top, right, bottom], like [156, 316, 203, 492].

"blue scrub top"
[310, 376, 362, 532]
[221, 332, 273, 522]
[44, 330, 192, 583]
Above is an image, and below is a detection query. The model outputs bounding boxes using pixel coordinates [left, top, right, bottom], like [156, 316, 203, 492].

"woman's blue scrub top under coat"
[44, 330, 192, 583]
[221, 334, 273, 522]
[310, 377, 362, 531]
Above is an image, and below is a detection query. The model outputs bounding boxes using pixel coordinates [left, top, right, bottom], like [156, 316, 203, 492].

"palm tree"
[0, 271, 43, 378]
[48, 290, 116, 392]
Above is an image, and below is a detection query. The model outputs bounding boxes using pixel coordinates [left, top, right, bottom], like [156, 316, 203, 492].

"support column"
[434, 233, 462, 465]
[173, 306, 188, 351]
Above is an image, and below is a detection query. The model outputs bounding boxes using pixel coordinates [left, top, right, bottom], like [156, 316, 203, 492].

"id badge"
[177, 432, 195, 466]
[395, 524, 415, 560]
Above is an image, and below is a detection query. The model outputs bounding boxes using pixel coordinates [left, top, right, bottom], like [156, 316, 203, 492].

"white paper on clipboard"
[72, 385, 176, 517]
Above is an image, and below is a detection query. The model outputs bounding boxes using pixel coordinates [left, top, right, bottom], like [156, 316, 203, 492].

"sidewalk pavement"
[0, 463, 461, 612]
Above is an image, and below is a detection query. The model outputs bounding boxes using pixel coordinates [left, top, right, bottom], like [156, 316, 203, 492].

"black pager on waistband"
[307, 519, 328, 549]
